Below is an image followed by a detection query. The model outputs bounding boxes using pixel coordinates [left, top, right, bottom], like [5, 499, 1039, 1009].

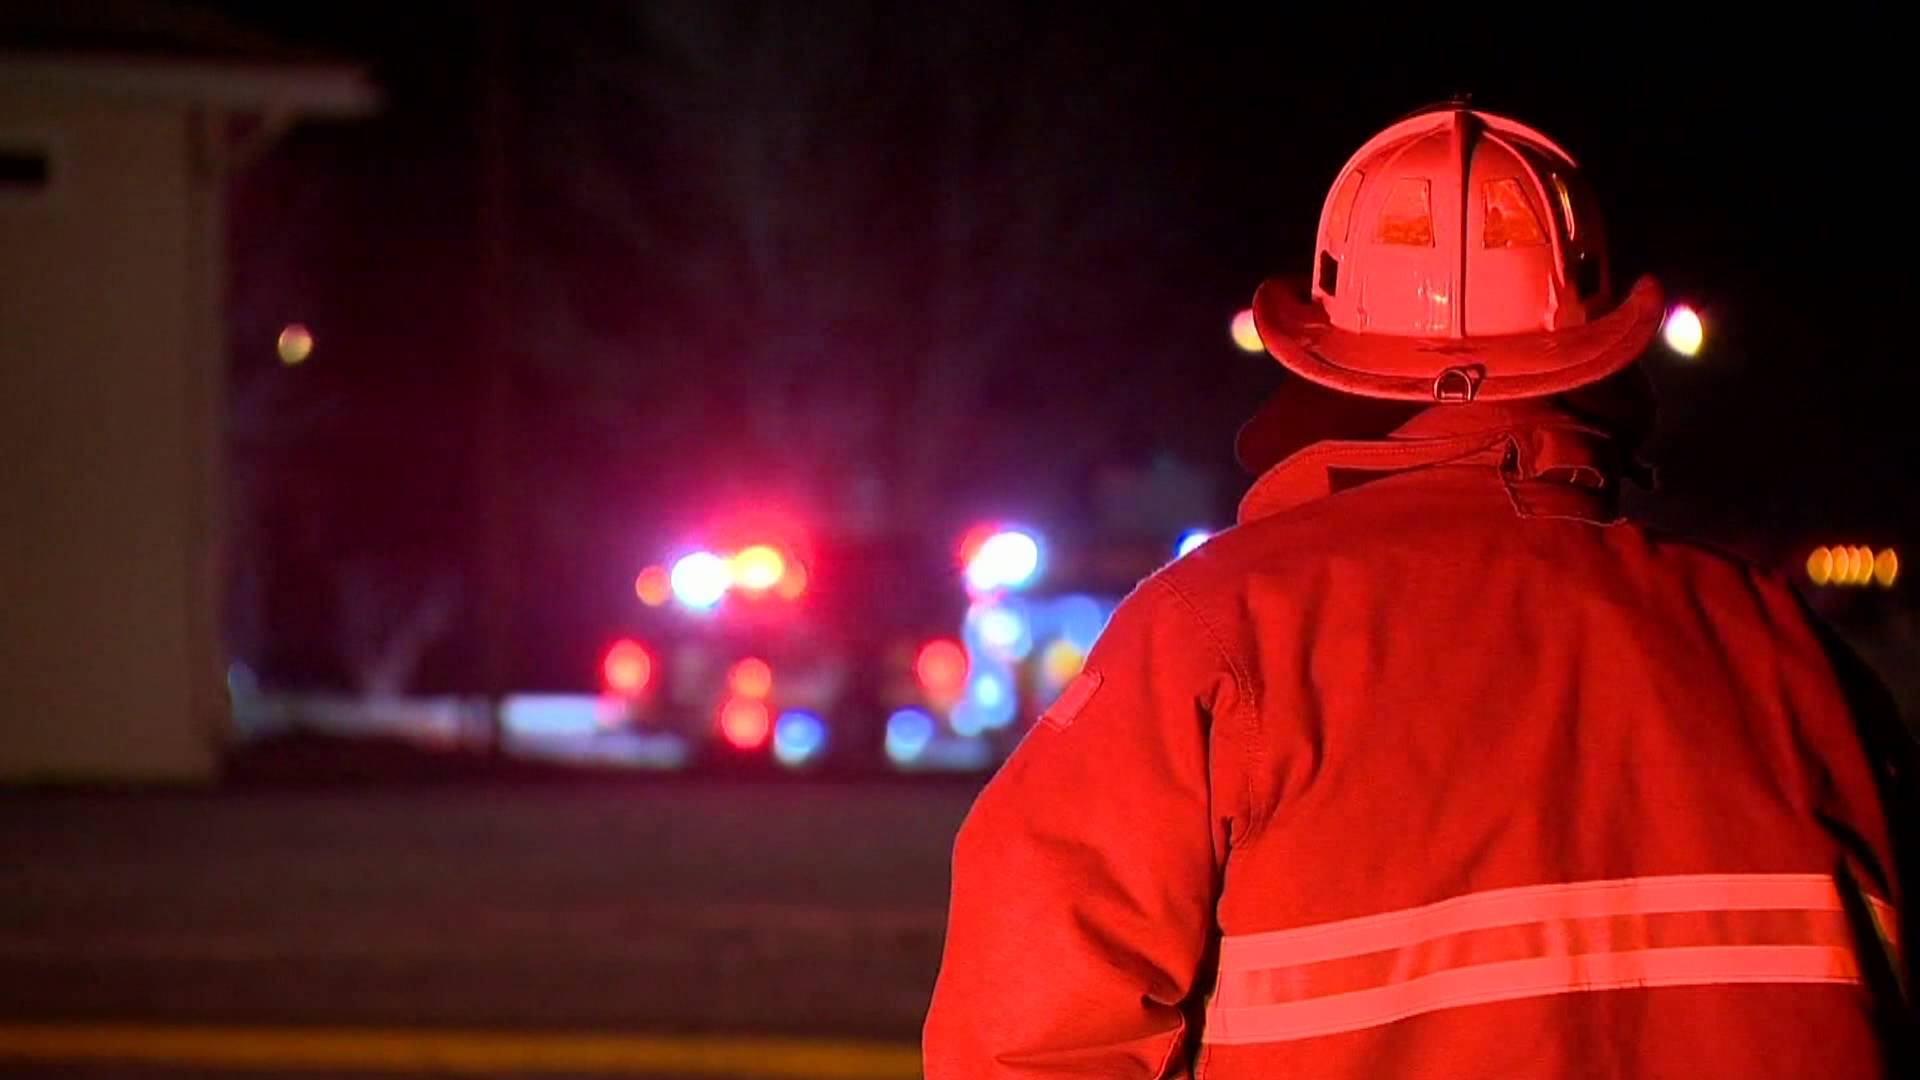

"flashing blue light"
[972, 672, 1007, 709]
[1176, 528, 1214, 558]
[669, 551, 730, 610]
[885, 708, 936, 764]
[772, 710, 827, 767]
[226, 661, 258, 698]
[965, 529, 1042, 593]
[1053, 594, 1109, 653]
[950, 704, 987, 737]
[952, 669, 1016, 733]
[972, 603, 1032, 661]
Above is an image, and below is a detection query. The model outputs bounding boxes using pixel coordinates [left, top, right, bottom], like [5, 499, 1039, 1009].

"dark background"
[204, 4, 1912, 692]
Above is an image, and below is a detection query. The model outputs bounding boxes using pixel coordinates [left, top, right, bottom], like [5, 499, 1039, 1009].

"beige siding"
[0, 87, 222, 780]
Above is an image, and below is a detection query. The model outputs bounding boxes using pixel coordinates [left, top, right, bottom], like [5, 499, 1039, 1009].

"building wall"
[0, 86, 223, 781]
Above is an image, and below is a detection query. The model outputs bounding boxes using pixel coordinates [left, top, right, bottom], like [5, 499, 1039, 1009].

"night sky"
[204, 3, 1912, 689]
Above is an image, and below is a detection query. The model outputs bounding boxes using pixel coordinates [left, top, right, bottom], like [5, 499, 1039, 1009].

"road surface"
[0, 777, 980, 1077]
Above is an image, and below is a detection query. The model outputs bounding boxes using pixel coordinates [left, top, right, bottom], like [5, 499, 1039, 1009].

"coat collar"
[1237, 400, 1628, 525]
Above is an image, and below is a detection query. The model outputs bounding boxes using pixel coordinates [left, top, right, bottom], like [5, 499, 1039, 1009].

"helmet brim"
[1252, 274, 1666, 402]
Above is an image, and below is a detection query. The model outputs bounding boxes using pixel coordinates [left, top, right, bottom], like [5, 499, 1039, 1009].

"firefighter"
[923, 103, 1914, 1077]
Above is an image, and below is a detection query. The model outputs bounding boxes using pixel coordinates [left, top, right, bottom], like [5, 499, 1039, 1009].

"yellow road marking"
[0, 1022, 922, 1077]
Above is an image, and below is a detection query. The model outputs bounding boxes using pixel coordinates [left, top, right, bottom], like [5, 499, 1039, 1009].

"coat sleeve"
[922, 576, 1247, 1079]
[1803, 612, 1920, 1032]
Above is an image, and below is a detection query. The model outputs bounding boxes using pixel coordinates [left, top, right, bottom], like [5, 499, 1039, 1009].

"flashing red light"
[957, 523, 1000, 569]
[602, 638, 652, 696]
[728, 657, 774, 699]
[719, 696, 771, 749]
[634, 565, 671, 607]
[775, 558, 808, 600]
[915, 639, 969, 697]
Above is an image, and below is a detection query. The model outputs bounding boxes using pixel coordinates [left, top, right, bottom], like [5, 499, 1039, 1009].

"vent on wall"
[0, 146, 52, 192]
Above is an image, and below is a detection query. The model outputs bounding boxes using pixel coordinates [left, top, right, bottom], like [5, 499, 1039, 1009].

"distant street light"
[1231, 309, 1264, 353]
[277, 323, 314, 365]
[1806, 545, 1899, 589]
[1662, 305, 1704, 358]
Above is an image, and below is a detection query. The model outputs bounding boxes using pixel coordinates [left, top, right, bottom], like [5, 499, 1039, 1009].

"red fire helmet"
[1252, 103, 1664, 403]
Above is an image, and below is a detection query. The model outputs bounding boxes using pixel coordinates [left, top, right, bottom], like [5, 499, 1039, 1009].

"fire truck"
[522, 517, 1216, 775]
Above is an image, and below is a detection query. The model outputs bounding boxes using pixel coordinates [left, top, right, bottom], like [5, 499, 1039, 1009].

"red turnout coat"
[925, 402, 1912, 1078]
